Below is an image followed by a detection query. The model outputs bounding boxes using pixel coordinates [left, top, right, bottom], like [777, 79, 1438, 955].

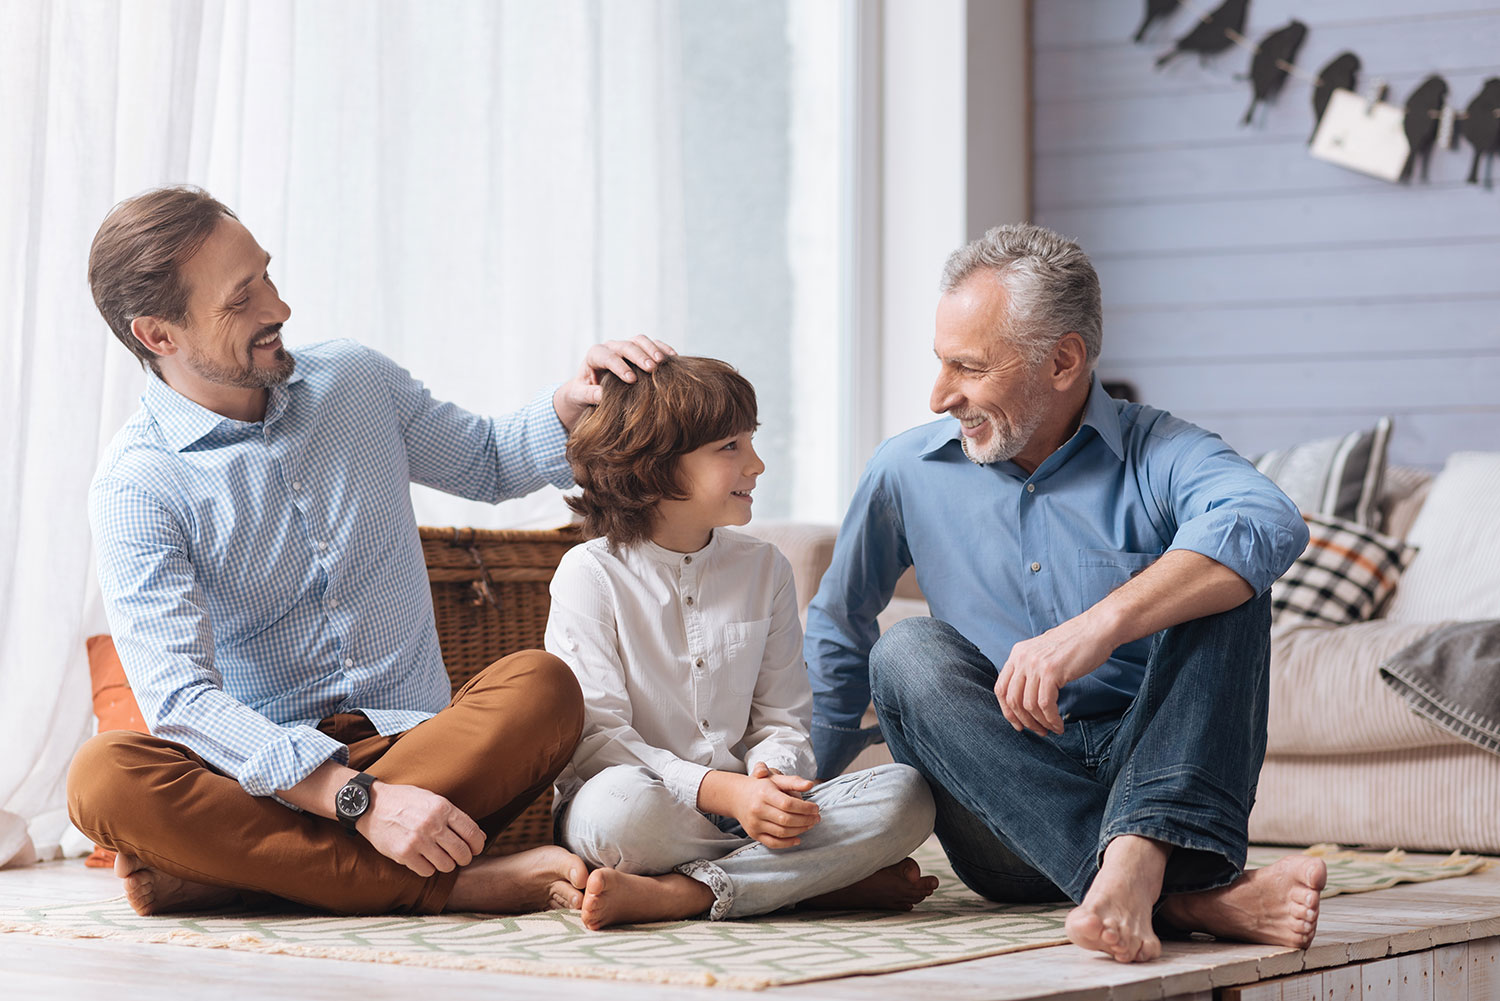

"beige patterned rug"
[0, 841, 1486, 990]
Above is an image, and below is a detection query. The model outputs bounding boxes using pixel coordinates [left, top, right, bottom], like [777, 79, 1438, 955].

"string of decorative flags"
[1133, 0, 1500, 188]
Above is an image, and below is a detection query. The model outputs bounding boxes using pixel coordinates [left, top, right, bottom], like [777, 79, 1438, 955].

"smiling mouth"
[731, 490, 753, 501]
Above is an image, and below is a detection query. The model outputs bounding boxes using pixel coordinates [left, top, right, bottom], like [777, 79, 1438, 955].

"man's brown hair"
[566, 355, 758, 546]
[88, 185, 237, 375]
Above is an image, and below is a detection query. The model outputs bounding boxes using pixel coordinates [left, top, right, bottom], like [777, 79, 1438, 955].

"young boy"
[546, 355, 938, 930]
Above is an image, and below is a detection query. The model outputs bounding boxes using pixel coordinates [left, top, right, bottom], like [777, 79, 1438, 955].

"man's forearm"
[276, 759, 362, 819]
[1084, 549, 1254, 651]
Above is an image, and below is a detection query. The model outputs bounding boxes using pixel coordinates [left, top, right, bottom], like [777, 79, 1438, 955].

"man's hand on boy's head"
[552, 336, 678, 432]
[735, 762, 820, 849]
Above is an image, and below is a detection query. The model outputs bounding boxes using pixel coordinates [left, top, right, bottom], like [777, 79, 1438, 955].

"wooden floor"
[2, 854, 1498, 1001]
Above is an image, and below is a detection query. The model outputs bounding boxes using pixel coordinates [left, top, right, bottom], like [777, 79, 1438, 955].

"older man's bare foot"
[113, 852, 238, 915]
[1159, 855, 1327, 949]
[444, 845, 588, 913]
[1065, 835, 1169, 963]
[579, 869, 715, 930]
[802, 858, 940, 911]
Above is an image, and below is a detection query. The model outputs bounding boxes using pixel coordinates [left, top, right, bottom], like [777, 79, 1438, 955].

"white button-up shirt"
[546, 529, 815, 809]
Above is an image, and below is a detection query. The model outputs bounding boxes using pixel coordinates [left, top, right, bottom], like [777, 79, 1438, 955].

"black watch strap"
[335, 771, 376, 836]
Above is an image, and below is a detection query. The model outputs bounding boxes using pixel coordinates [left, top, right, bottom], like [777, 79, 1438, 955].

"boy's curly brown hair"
[565, 355, 758, 546]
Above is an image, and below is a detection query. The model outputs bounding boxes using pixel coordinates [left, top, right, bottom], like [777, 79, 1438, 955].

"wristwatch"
[334, 771, 376, 836]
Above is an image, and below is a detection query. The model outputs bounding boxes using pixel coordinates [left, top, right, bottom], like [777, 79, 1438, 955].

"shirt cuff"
[524, 385, 575, 490]
[661, 758, 715, 809]
[810, 719, 883, 781]
[237, 725, 350, 803]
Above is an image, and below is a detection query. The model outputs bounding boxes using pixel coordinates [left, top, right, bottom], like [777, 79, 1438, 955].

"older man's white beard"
[960, 409, 1046, 464]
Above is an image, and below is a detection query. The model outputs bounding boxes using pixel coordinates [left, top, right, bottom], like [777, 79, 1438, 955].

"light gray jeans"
[558, 762, 936, 919]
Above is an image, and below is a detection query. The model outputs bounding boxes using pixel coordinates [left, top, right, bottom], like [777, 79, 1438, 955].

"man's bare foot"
[1065, 835, 1169, 963]
[112, 852, 238, 915]
[444, 845, 588, 913]
[579, 869, 715, 930]
[1159, 855, 1327, 949]
[802, 858, 940, 912]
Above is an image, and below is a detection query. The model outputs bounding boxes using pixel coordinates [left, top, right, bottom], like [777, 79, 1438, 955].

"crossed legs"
[68, 650, 586, 916]
[870, 596, 1325, 962]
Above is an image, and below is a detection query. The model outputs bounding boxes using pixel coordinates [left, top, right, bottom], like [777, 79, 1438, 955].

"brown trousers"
[67, 650, 583, 915]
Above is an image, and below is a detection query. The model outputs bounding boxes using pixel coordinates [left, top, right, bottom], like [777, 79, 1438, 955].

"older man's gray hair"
[940, 223, 1103, 370]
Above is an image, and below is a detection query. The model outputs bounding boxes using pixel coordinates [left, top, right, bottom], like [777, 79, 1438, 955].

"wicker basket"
[421, 524, 583, 855]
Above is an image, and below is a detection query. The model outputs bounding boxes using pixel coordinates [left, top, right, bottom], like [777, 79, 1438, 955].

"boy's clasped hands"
[698, 763, 821, 848]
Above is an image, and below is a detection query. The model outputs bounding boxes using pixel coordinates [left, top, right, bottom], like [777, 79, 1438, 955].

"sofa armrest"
[1267, 618, 1464, 755]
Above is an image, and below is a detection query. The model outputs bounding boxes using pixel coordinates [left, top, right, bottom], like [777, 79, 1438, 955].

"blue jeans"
[869, 593, 1271, 905]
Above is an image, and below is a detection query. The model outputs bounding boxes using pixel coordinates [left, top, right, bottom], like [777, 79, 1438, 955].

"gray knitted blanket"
[1380, 620, 1500, 756]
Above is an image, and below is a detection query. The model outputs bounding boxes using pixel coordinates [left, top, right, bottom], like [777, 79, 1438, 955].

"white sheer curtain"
[0, 0, 685, 866]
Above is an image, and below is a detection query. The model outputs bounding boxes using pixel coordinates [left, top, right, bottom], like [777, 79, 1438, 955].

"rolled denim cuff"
[675, 859, 733, 920]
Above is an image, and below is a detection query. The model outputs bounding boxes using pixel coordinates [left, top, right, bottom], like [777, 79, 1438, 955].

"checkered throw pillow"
[1272, 514, 1418, 627]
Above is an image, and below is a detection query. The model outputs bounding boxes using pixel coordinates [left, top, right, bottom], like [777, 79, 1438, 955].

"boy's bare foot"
[113, 852, 238, 915]
[444, 845, 588, 913]
[1065, 835, 1169, 964]
[802, 858, 940, 911]
[1159, 854, 1327, 949]
[579, 869, 715, 930]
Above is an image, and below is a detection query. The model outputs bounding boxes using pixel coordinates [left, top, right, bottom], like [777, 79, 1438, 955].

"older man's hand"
[995, 615, 1117, 736]
[552, 336, 677, 431]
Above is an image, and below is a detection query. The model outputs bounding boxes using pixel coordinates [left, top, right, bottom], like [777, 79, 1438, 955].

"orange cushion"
[84, 635, 148, 867]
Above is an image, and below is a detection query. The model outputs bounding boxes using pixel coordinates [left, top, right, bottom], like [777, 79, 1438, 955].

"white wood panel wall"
[1029, 0, 1500, 468]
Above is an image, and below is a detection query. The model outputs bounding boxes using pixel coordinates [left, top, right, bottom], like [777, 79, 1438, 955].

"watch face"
[336, 782, 370, 819]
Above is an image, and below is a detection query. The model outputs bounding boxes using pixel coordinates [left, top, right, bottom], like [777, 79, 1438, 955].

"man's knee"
[67, 731, 168, 841]
[870, 616, 961, 710]
[476, 649, 585, 746]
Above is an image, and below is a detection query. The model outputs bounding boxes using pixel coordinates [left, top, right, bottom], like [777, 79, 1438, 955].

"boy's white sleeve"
[545, 551, 713, 808]
[741, 556, 817, 779]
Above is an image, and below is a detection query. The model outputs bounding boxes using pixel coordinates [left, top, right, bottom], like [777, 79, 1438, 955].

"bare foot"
[113, 852, 238, 916]
[1159, 854, 1327, 949]
[579, 869, 716, 930]
[1065, 835, 1169, 963]
[802, 858, 940, 912]
[444, 845, 588, 913]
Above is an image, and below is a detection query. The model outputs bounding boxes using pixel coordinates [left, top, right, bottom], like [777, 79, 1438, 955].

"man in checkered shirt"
[68, 185, 672, 917]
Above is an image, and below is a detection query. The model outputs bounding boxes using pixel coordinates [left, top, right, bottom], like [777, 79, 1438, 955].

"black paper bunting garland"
[1310, 52, 1360, 143]
[1155, 0, 1249, 68]
[1241, 20, 1307, 126]
[1460, 78, 1500, 188]
[1131, 0, 1499, 188]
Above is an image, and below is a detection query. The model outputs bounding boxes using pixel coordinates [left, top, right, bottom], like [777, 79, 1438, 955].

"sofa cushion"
[1271, 514, 1417, 627]
[1267, 618, 1462, 755]
[1385, 452, 1500, 623]
[1254, 417, 1392, 528]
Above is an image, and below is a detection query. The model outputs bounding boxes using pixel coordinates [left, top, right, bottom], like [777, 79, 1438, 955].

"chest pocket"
[1077, 549, 1159, 661]
[720, 618, 772, 694]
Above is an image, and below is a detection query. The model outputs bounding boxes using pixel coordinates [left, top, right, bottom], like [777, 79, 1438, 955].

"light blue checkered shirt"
[88, 339, 573, 801]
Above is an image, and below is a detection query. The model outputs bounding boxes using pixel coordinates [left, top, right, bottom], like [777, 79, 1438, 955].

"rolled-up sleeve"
[89, 478, 347, 802]
[1157, 432, 1309, 595]
[804, 448, 912, 779]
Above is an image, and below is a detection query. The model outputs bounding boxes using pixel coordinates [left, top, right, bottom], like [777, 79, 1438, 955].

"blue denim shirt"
[88, 340, 573, 801]
[804, 375, 1308, 778]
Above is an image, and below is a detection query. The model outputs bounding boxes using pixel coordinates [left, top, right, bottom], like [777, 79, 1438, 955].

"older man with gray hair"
[805, 224, 1327, 963]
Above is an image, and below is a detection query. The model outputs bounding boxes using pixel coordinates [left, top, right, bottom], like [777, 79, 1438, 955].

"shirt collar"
[917, 372, 1126, 464]
[636, 529, 721, 566]
[143, 368, 305, 452]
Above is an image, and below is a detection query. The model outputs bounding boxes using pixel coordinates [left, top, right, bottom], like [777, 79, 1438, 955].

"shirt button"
[685, 596, 694, 606]
[695, 658, 705, 668]
[1030, 561, 1042, 573]
[1026, 483, 1035, 493]
[684, 556, 692, 565]
[292, 481, 302, 491]
[699, 719, 710, 730]
[343, 658, 354, 668]
[328, 598, 339, 609]
[318, 541, 329, 551]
